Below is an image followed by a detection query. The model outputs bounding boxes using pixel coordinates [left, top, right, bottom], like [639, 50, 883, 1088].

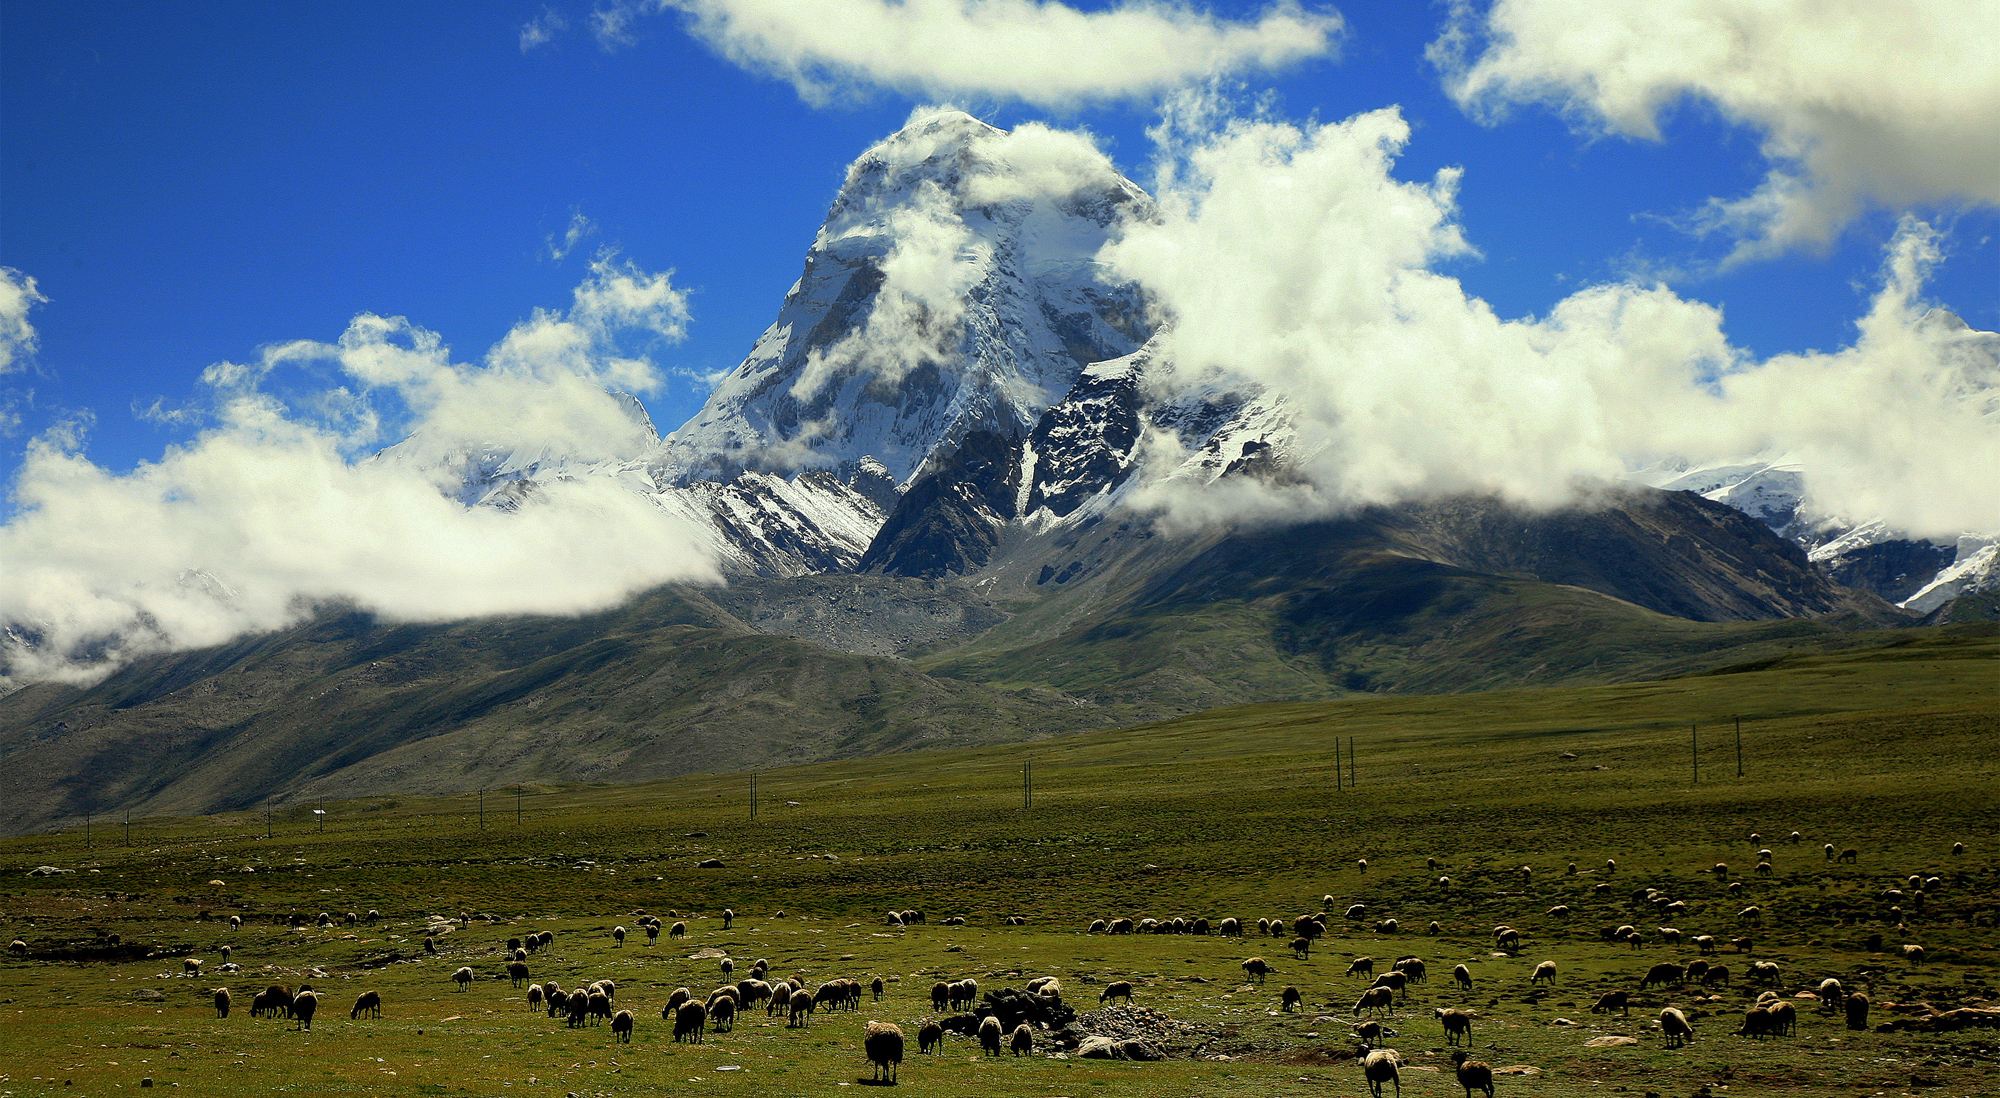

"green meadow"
[2, 629, 1996, 1096]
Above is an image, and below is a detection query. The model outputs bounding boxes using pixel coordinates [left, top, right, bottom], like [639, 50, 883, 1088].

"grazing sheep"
[1817, 978, 1845, 1009]
[664, 987, 692, 1017]
[1824, 843, 1836, 861]
[1358, 858, 1369, 873]
[1372, 971, 1409, 1000]
[918, 1020, 944, 1054]
[1428, 920, 1443, 936]
[978, 1015, 1004, 1057]
[1749, 961, 1782, 986]
[1838, 848, 1858, 863]
[1452, 1050, 1495, 1098]
[1494, 927, 1521, 951]
[670, 921, 687, 939]
[1393, 957, 1428, 983]
[507, 961, 530, 988]
[1436, 1007, 1473, 1045]
[1010, 1022, 1034, 1056]
[766, 982, 792, 1016]
[1350, 1020, 1391, 1045]
[644, 924, 659, 946]
[1846, 991, 1871, 1030]
[1110, 918, 1134, 934]
[1656, 927, 1683, 945]
[1737, 906, 1763, 926]
[1347, 957, 1376, 978]
[1592, 990, 1630, 1016]
[871, 976, 885, 1002]
[1901, 943, 1927, 963]
[787, 988, 814, 1028]
[930, 981, 950, 1012]
[1375, 918, 1400, 934]
[722, 908, 735, 929]
[1660, 1006, 1694, 1048]
[1641, 963, 1685, 990]
[1731, 937, 1754, 954]
[1605, 858, 1616, 873]
[423, 937, 436, 955]
[1545, 904, 1569, 918]
[1100, 981, 1134, 1005]
[1291, 935, 1313, 959]
[949, 979, 979, 1011]
[1354, 986, 1394, 1015]
[1686, 959, 1710, 982]
[1242, 957, 1274, 983]
[736, 979, 772, 1011]
[721, 957, 735, 979]
[1218, 917, 1242, 937]
[1952, 841, 1966, 856]
[451, 967, 474, 991]
[1703, 965, 1732, 988]
[291, 989, 319, 1030]
[212, 988, 231, 1018]
[1359, 1046, 1402, 1098]
[1029, 976, 1062, 1000]
[1738, 1005, 1780, 1039]
[350, 990, 381, 1019]
[1452, 964, 1473, 991]
[183, 958, 204, 975]
[1529, 960, 1558, 988]
[1694, 934, 1717, 954]
[1281, 985, 1303, 1012]
[862, 1020, 904, 1083]
[526, 985, 543, 1011]
[675, 1001, 708, 1043]
[250, 985, 293, 1018]
[229, 916, 242, 930]
[587, 989, 611, 1024]
[1712, 862, 1729, 880]
[610, 1008, 634, 1043]
[1345, 904, 1367, 921]
[710, 995, 736, 1032]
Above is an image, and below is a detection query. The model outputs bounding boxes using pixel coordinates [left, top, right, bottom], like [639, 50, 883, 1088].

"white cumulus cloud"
[1103, 104, 2000, 540]
[1434, 0, 2000, 261]
[0, 260, 718, 688]
[657, 0, 1343, 107]
[0, 267, 48, 375]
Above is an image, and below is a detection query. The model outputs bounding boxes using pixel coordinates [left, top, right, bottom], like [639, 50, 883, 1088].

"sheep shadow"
[854, 1077, 897, 1087]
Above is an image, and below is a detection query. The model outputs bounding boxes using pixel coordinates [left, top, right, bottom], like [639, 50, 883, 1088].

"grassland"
[1, 629, 1996, 1096]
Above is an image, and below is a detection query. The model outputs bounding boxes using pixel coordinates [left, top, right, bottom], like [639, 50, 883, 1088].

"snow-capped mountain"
[651, 108, 1152, 491]
[1634, 455, 1997, 613]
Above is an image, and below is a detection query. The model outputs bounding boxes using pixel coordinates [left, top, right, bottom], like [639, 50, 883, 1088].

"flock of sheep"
[7, 827, 1970, 1091]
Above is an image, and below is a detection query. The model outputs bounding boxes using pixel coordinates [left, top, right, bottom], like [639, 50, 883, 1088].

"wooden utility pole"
[515, 785, 523, 825]
[124, 809, 131, 847]
[85, 812, 92, 849]
[478, 788, 485, 831]
[265, 797, 273, 839]
[749, 772, 758, 822]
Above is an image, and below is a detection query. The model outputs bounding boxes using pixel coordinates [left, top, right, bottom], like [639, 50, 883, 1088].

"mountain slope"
[0, 587, 1094, 833]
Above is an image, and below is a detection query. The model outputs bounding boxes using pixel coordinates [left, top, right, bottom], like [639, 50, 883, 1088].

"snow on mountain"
[652, 108, 1152, 491]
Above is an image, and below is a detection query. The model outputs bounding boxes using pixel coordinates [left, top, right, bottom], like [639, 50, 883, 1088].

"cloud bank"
[660, 0, 1342, 107]
[0, 260, 718, 688]
[1105, 104, 2000, 540]
[1434, 0, 2000, 261]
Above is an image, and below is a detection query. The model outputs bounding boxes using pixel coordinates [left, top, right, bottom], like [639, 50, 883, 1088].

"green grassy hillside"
[2, 630, 1994, 1095]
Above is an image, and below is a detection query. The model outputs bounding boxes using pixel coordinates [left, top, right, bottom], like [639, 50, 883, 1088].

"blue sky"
[2, 0, 1995, 484]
